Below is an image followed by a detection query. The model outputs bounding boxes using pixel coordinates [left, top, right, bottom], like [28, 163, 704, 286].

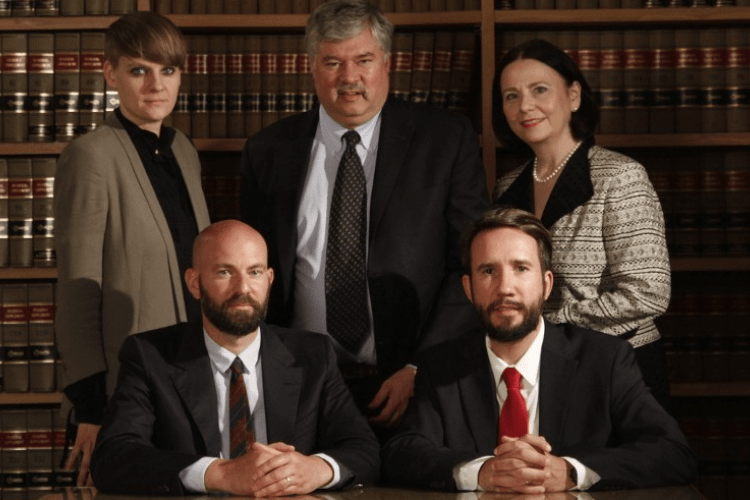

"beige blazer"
[54, 113, 210, 399]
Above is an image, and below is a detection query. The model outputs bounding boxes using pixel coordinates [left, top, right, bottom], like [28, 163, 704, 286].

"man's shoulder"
[123, 322, 194, 358]
[245, 107, 318, 146]
[546, 321, 633, 360]
[262, 323, 334, 354]
[383, 98, 474, 129]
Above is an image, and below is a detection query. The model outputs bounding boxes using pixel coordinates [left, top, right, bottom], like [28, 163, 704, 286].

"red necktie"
[229, 358, 255, 458]
[498, 367, 528, 443]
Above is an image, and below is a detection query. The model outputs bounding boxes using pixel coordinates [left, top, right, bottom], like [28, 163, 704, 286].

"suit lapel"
[538, 321, 577, 450]
[457, 334, 498, 451]
[541, 139, 594, 229]
[171, 323, 222, 457]
[369, 99, 414, 241]
[259, 324, 302, 444]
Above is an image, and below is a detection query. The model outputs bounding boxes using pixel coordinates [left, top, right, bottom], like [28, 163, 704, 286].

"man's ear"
[543, 270, 554, 301]
[462, 274, 473, 303]
[185, 268, 201, 300]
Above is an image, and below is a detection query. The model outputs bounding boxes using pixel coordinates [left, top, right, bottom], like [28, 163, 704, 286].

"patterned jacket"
[494, 139, 670, 348]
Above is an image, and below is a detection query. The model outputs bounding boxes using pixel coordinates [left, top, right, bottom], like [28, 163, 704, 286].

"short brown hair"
[105, 11, 187, 69]
[461, 207, 553, 274]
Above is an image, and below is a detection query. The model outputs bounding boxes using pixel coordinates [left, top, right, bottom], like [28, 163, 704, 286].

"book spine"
[1, 409, 30, 489]
[59, 0, 83, 15]
[577, 31, 600, 126]
[208, 35, 228, 139]
[53, 32, 81, 142]
[275, 0, 291, 12]
[674, 29, 702, 133]
[1, 33, 29, 143]
[225, 0, 241, 13]
[7, 159, 33, 269]
[51, 409, 75, 486]
[31, 158, 55, 268]
[207, 0, 222, 13]
[699, 29, 727, 133]
[413, 0, 429, 10]
[35, 0, 59, 16]
[0, 159, 8, 268]
[296, 34, 315, 114]
[258, 0, 273, 13]
[697, 159, 726, 257]
[189, 35, 210, 139]
[240, 0, 258, 13]
[726, 28, 750, 133]
[724, 155, 750, 257]
[154, 0, 171, 14]
[171, 37, 192, 137]
[226, 35, 245, 138]
[28, 33, 55, 143]
[648, 29, 676, 134]
[671, 168, 702, 258]
[27, 283, 56, 392]
[378, 0, 395, 12]
[243, 35, 262, 137]
[260, 35, 280, 128]
[429, 31, 452, 109]
[622, 30, 650, 134]
[190, 0, 206, 14]
[10, 0, 34, 15]
[25, 408, 54, 493]
[394, 0, 411, 12]
[84, 0, 108, 14]
[78, 32, 105, 136]
[447, 31, 475, 115]
[277, 34, 298, 122]
[390, 32, 413, 102]
[598, 30, 625, 134]
[410, 32, 434, 105]
[172, 0, 189, 13]
[109, 0, 135, 13]
[2, 284, 30, 393]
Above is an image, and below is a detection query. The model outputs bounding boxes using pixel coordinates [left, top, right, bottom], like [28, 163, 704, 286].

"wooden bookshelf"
[0, 392, 63, 405]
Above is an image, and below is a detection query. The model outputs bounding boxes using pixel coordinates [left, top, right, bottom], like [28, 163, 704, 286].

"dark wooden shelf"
[494, 7, 750, 27]
[0, 268, 57, 280]
[671, 382, 750, 398]
[0, 392, 63, 405]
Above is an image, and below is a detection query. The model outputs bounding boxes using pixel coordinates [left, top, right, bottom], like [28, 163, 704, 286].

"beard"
[477, 295, 544, 343]
[200, 287, 269, 337]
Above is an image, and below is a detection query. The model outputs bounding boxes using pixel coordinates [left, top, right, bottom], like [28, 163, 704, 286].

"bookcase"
[0, 1, 749, 498]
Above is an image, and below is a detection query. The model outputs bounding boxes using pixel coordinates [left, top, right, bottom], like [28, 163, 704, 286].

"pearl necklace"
[533, 141, 583, 183]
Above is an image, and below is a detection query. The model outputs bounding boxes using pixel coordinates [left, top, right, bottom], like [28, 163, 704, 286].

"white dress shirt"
[178, 328, 341, 492]
[290, 106, 381, 364]
[452, 322, 600, 491]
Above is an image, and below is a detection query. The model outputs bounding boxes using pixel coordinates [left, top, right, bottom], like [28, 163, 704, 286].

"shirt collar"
[486, 320, 545, 391]
[318, 105, 381, 156]
[115, 107, 176, 157]
[203, 327, 262, 375]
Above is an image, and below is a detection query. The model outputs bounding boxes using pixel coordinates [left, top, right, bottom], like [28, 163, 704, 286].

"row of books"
[0, 157, 57, 269]
[498, 28, 750, 134]
[153, 0, 482, 14]
[496, 0, 749, 7]
[0, 408, 75, 493]
[201, 154, 242, 222]
[664, 337, 750, 383]
[0, 283, 60, 394]
[0, 0, 134, 16]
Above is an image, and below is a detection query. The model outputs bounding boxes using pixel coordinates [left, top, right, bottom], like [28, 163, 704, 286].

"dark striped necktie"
[229, 357, 255, 458]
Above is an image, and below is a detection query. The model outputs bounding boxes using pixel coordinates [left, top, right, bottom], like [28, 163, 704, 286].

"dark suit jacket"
[90, 321, 380, 495]
[381, 321, 697, 491]
[241, 98, 490, 376]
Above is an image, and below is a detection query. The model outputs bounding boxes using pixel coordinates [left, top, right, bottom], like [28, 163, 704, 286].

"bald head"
[192, 219, 268, 269]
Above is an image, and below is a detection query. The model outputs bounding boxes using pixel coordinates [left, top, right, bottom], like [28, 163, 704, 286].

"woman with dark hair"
[492, 39, 672, 410]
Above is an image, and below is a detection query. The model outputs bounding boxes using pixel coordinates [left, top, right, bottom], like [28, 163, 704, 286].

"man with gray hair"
[241, 0, 489, 438]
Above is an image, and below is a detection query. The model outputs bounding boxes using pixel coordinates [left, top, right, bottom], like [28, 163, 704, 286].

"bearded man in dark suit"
[91, 220, 379, 496]
[381, 208, 696, 493]
[241, 0, 489, 436]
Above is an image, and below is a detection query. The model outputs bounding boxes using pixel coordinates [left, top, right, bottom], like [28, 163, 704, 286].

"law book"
[410, 32, 434, 105]
[207, 0, 222, 13]
[78, 32, 105, 136]
[463, 0, 480, 8]
[1, 409, 29, 489]
[577, 31, 600, 126]
[447, 31, 476, 115]
[260, 35, 280, 128]
[243, 34, 262, 137]
[1, 33, 29, 143]
[297, 34, 315, 114]
[379, 0, 395, 12]
[171, 36, 191, 137]
[189, 35, 210, 139]
[697, 153, 726, 257]
[28, 283, 56, 392]
[209, 154, 241, 221]
[647, 157, 674, 257]
[394, 0, 411, 11]
[154, 0, 171, 13]
[674, 29, 702, 133]
[670, 168, 702, 258]
[28, 33, 54, 143]
[173, 0, 190, 13]
[84, 0, 107, 14]
[7, 158, 33, 268]
[413, 0, 429, 10]
[190, 0, 206, 14]
[0, 159, 8, 268]
[429, 31, 452, 108]
[698, 28, 726, 133]
[277, 34, 298, 122]
[31, 157, 55, 268]
[51, 409, 75, 487]
[2, 284, 29, 393]
[258, 0, 273, 13]
[274, 0, 291, 12]
[109, 0, 135, 13]
[10, 0, 33, 15]
[598, 30, 625, 134]
[225, 0, 241, 13]
[226, 34, 245, 138]
[26, 408, 54, 495]
[726, 28, 750, 132]
[208, 35, 228, 138]
[445, 0, 463, 11]
[35, 0, 59, 15]
[723, 152, 750, 257]
[59, 0, 83, 14]
[622, 30, 650, 134]
[389, 32, 413, 102]
[240, 0, 258, 13]
[53, 32, 80, 142]
[648, 29, 676, 134]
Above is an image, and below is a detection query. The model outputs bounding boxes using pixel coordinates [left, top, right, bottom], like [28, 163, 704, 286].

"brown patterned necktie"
[229, 357, 255, 458]
[498, 367, 528, 443]
[325, 130, 370, 352]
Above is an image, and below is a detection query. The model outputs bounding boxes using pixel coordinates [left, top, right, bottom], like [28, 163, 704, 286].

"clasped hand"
[478, 435, 573, 494]
[205, 441, 334, 497]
